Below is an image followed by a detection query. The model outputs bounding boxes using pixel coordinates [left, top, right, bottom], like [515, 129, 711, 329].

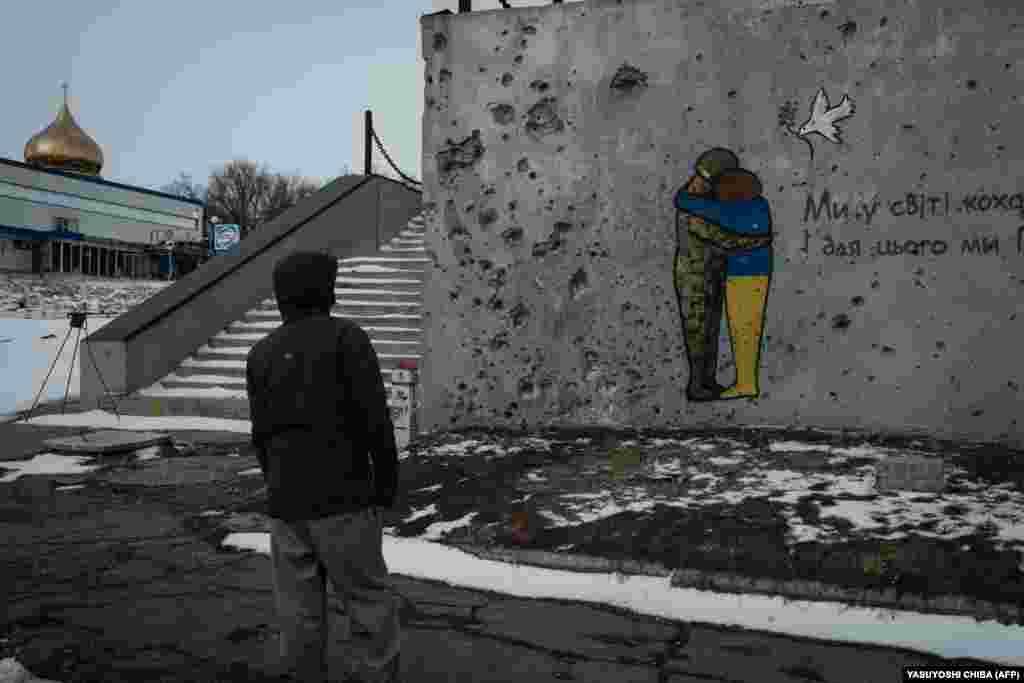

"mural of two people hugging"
[673, 148, 774, 402]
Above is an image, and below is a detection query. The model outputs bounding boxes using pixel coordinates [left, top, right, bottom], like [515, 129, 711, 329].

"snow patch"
[15, 410, 252, 433]
[0, 452, 100, 483]
[422, 512, 477, 540]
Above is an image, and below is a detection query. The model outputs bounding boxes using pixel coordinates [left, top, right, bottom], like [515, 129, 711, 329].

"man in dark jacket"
[246, 250, 402, 683]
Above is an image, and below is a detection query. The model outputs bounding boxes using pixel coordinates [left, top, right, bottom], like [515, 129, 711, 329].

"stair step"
[338, 288, 422, 296]
[337, 255, 430, 264]
[377, 245, 426, 253]
[229, 314, 421, 331]
[258, 290, 421, 309]
[338, 256, 429, 264]
[196, 339, 419, 359]
[335, 270, 423, 282]
[159, 365, 409, 389]
[219, 325, 422, 343]
[336, 304, 422, 316]
[177, 354, 419, 377]
[335, 277, 425, 286]
[245, 302, 422, 320]
[157, 375, 411, 393]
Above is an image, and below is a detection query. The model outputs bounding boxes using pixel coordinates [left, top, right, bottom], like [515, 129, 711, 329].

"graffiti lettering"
[961, 237, 1000, 255]
[863, 200, 881, 225]
[871, 239, 952, 257]
[890, 193, 950, 221]
[818, 235, 1012, 258]
[803, 190, 881, 226]
[822, 236, 861, 257]
[961, 192, 1024, 215]
[807, 191, 1024, 224]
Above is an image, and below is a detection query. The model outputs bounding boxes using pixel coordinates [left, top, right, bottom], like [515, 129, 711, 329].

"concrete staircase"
[131, 213, 427, 429]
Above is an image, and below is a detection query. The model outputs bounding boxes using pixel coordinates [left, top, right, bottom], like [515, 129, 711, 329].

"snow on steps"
[128, 214, 428, 424]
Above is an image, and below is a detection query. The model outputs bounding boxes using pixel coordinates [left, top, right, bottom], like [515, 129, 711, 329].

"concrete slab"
[41, 430, 171, 455]
[100, 454, 257, 487]
[0, 424, 108, 461]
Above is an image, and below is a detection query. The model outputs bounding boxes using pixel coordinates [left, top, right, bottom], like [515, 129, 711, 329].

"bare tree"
[161, 172, 207, 203]
[261, 173, 321, 224]
[164, 162, 363, 245]
[204, 159, 325, 238]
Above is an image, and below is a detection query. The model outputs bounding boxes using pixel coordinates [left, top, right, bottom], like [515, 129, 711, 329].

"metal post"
[364, 110, 373, 176]
[375, 181, 382, 250]
[390, 362, 418, 449]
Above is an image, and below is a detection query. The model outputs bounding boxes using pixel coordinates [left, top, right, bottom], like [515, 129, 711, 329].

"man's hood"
[272, 251, 337, 322]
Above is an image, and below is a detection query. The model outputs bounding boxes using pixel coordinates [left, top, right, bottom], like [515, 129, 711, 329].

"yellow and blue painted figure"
[674, 168, 773, 400]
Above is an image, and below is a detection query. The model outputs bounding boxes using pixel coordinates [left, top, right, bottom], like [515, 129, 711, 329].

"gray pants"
[270, 507, 402, 682]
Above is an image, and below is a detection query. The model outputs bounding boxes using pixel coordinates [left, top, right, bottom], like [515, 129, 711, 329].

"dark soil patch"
[950, 444, 1024, 490]
[393, 428, 1024, 617]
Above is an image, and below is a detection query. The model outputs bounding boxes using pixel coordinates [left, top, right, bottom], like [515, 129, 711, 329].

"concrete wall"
[81, 175, 421, 404]
[418, 0, 1024, 446]
[0, 159, 201, 245]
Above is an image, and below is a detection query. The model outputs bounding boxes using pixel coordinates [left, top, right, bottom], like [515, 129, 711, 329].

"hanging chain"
[370, 127, 422, 188]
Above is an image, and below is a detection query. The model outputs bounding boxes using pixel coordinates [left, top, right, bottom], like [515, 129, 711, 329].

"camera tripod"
[20, 310, 121, 423]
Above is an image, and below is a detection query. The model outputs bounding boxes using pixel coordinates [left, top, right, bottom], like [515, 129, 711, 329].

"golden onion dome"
[24, 84, 104, 176]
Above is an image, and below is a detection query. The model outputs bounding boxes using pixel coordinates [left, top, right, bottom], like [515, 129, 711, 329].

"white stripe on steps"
[338, 265, 425, 274]
[339, 257, 429, 263]
[334, 289, 421, 296]
[181, 354, 420, 369]
[220, 326, 420, 336]
[333, 301, 422, 307]
[198, 340, 420, 355]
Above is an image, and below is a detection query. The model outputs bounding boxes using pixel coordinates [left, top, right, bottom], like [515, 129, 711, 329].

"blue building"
[0, 86, 205, 278]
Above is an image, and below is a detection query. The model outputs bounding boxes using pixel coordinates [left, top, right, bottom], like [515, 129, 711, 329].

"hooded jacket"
[245, 251, 399, 521]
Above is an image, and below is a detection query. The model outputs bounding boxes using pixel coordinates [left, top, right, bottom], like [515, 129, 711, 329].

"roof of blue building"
[0, 157, 205, 207]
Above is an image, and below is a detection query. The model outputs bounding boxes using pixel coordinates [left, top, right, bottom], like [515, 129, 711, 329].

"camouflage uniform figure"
[674, 148, 770, 401]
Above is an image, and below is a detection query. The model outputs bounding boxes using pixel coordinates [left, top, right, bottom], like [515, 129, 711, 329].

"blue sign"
[159, 253, 176, 276]
[212, 223, 240, 254]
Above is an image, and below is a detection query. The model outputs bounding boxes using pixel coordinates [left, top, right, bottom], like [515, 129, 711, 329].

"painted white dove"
[796, 87, 855, 144]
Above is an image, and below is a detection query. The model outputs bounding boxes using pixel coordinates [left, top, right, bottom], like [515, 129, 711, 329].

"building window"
[54, 216, 80, 232]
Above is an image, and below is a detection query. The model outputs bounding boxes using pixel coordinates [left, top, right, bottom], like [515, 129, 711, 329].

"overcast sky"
[2, 0, 560, 195]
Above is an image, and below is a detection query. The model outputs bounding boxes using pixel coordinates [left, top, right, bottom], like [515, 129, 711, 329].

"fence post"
[458, 0, 471, 12]
[389, 360, 419, 449]
[364, 110, 373, 176]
